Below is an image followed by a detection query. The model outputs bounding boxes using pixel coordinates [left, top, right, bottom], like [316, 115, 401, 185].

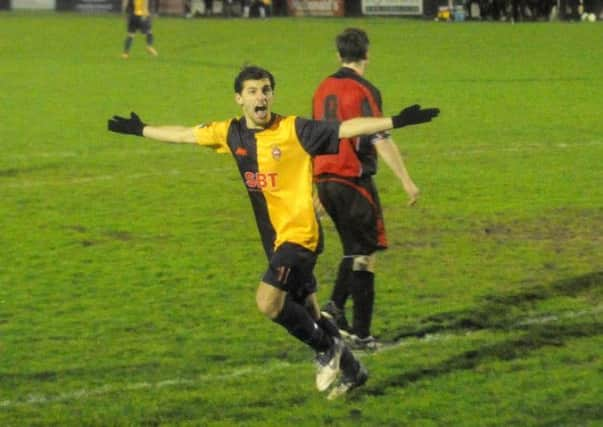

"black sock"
[340, 345, 360, 377]
[273, 296, 332, 353]
[146, 33, 154, 45]
[317, 315, 341, 339]
[350, 271, 375, 338]
[124, 35, 133, 53]
[331, 257, 352, 309]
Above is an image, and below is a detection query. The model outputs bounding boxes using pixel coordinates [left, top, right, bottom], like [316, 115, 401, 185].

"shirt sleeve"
[360, 96, 390, 143]
[370, 131, 391, 144]
[193, 119, 232, 154]
[294, 117, 340, 156]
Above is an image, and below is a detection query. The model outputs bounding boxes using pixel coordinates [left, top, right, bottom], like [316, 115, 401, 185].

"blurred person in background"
[203, 0, 213, 15]
[121, 0, 158, 59]
[243, 0, 270, 17]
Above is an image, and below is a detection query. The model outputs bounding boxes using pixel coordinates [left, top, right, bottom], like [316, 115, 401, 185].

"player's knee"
[256, 295, 279, 318]
[352, 254, 376, 273]
[256, 287, 284, 319]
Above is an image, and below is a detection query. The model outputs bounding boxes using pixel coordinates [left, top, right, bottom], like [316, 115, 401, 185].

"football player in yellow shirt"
[108, 65, 439, 398]
[121, 0, 158, 59]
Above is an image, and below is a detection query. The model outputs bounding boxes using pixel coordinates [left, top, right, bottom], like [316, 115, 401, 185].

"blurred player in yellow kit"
[121, 0, 158, 59]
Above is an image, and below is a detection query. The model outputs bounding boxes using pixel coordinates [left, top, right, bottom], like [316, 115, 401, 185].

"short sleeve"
[294, 117, 340, 156]
[193, 119, 232, 154]
[370, 131, 391, 144]
[360, 95, 390, 143]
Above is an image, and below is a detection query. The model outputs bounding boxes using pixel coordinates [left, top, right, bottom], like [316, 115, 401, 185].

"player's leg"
[349, 253, 377, 343]
[256, 285, 342, 391]
[256, 282, 332, 352]
[316, 180, 353, 331]
[325, 253, 377, 348]
[327, 355, 368, 400]
[122, 15, 137, 58]
[122, 32, 135, 58]
[141, 18, 158, 56]
[315, 303, 369, 399]
[302, 292, 351, 392]
[350, 178, 386, 346]
[302, 273, 368, 397]
[145, 32, 158, 56]
[321, 256, 352, 332]
[322, 177, 384, 348]
[345, 179, 385, 349]
[257, 243, 342, 391]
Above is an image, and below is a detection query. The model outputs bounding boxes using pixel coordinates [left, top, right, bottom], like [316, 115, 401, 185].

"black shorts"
[262, 242, 318, 303]
[316, 175, 387, 256]
[127, 15, 152, 34]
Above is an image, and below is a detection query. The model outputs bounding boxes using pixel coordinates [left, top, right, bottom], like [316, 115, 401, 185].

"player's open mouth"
[255, 106, 268, 119]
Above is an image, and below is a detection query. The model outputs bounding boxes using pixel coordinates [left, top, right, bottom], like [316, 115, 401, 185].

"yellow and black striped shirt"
[194, 114, 340, 257]
[125, 0, 150, 16]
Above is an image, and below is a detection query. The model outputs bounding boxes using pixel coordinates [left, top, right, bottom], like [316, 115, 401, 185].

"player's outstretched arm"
[108, 112, 197, 144]
[143, 125, 197, 144]
[338, 104, 440, 138]
[339, 117, 393, 139]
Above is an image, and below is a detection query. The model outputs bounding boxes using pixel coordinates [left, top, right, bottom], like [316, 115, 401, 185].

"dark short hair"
[234, 65, 276, 93]
[336, 28, 369, 63]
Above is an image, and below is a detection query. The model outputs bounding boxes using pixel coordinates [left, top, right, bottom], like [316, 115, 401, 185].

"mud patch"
[479, 207, 603, 242]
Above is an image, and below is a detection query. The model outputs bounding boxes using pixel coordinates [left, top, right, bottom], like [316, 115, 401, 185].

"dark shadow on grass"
[350, 272, 602, 399]
[563, 403, 603, 425]
[0, 164, 63, 178]
[383, 271, 603, 341]
[359, 321, 603, 399]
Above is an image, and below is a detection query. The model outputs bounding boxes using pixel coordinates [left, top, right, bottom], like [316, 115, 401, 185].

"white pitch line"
[0, 361, 293, 409]
[514, 304, 603, 326]
[0, 305, 600, 409]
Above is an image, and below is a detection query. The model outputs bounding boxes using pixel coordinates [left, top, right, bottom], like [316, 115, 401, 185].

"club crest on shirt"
[235, 146, 248, 156]
[271, 145, 282, 160]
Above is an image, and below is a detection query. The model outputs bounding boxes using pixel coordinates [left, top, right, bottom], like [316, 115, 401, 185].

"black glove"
[392, 104, 440, 129]
[108, 112, 146, 136]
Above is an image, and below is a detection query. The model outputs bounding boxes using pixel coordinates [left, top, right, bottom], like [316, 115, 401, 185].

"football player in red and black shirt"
[313, 28, 438, 350]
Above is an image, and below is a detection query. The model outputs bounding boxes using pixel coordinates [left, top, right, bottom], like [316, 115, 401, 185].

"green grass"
[1, 12, 602, 426]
